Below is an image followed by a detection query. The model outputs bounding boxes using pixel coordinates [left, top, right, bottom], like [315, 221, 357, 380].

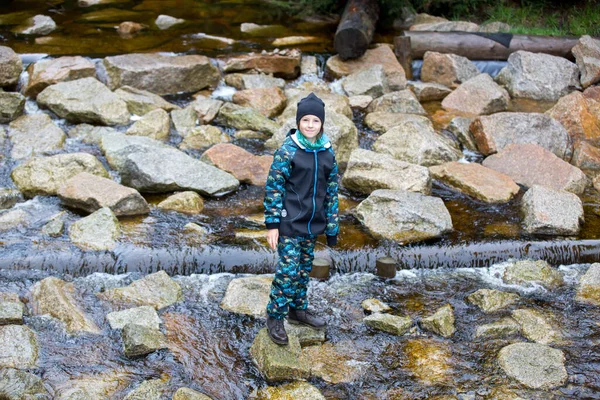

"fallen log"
[334, 0, 379, 60]
[403, 31, 581, 60]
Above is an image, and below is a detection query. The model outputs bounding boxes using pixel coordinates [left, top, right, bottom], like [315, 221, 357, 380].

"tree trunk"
[334, 0, 379, 60]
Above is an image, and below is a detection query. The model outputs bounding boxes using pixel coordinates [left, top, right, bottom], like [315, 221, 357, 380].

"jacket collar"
[288, 129, 331, 151]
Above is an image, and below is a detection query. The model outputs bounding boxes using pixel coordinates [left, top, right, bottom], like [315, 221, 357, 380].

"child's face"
[298, 114, 322, 141]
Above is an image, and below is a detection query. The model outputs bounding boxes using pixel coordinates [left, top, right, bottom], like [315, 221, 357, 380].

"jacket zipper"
[307, 150, 319, 235]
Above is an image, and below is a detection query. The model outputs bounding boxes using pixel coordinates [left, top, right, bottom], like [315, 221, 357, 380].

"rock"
[0, 368, 49, 399]
[97, 270, 183, 310]
[0, 46, 22, 88]
[408, 81, 451, 101]
[253, 382, 325, 400]
[372, 118, 461, 166]
[446, 116, 476, 151]
[471, 112, 572, 159]
[8, 113, 66, 160]
[189, 96, 223, 124]
[301, 55, 318, 75]
[123, 378, 168, 400]
[58, 172, 149, 216]
[575, 263, 600, 305]
[421, 51, 480, 88]
[183, 223, 211, 242]
[0, 90, 25, 123]
[496, 50, 580, 101]
[0, 209, 29, 232]
[503, 259, 565, 289]
[479, 21, 511, 33]
[584, 85, 600, 102]
[37, 77, 130, 125]
[301, 342, 369, 384]
[69, 207, 120, 251]
[420, 304, 455, 338]
[364, 112, 429, 133]
[284, 322, 326, 347]
[117, 21, 146, 37]
[126, 108, 170, 140]
[366, 90, 426, 115]
[114, 85, 180, 116]
[215, 102, 279, 136]
[155, 14, 184, 30]
[572, 141, 600, 170]
[280, 89, 352, 120]
[11, 153, 109, 197]
[0, 301, 24, 325]
[12, 15, 56, 35]
[363, 312, 412, 335]
[106, 306, 160, 331]
[173, 388, 212, 400]
[356, 189, 453, 243]
[404, 339, 451, 386]
[512, 308, 561, 344]
[467, 289, 520, 313]
[572, 35, 600, 88]
[326, 45, 407, 90]
[271, 36, 320, 46]
[475, 317, 521, 339]
[348, 95, 373, 110]
[42, 212, 65, 237]
[53, 371, 131, 399]
[224, 49, 301, 79]
[342, 148, 431, 195]
[498, 342, 567, 389]
[220, 275, 272, 318]
[361, 298, 392, 313]
[441, 74, 510, 115]
[178, 125, 230, 150]
[68, 124, 118, 145]
[521, 185, 584, 235]
[157, 191, 203, 214]
[429, 162, 519, 203]
[0, 325, 38, 368]
[224, 73, 285, 90]
[342, 65, 389, 98]
[0, 293, 20, 303]
[122, 323, 167, 357]
[250, 328, 310, 382]
[101, 53, 220, 95]
[482, 144, 588, 194]
[411, 20, 479, 32]
[0, 188, 23, 209]
[200, 143, 272, 186]
[546, 91, 600, 146]
[25, 56, 96, 97]
[232, 87, 287, 118]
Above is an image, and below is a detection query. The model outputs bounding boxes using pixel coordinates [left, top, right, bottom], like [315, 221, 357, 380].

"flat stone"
[575, 263, 600, 305]
[114, 85, 180, 116]
[0, 188, 23, 209]
[366, 90, 426, 115]
[224, 73, 285, 90]
[220, 275, 272, 318]
[521, 185, 584, 235]
[503, 259, 564, 289]
[420, 304, 455, 338]
[572, 35, 600, 88]
[404, 338, 451, 386]
[106, 306, 161, 330]
[511, 308, 561, 345]
[25, 56, 96, 97]
[232, 87, 287, 118]
[546, 91, 600, 146]
[172, 387, 213, 400]
[215, 102, 279, 136]
[155, 14, 184, 30]
[69, 207, 121, 251]
[408, 81, 451, 101]
[254, 382, 325, 400]
[361, 298, 391, 313]
[8, 113, 66, 160]
[0, 325, 39, 368]
[441, 73, 510, 115]
[122, 323, 167, 357]
[0, 46, 23, 87]
[421, 51, 480, 88]
[224, 49, 301, 79]
[200, 143, 272, 186]
[498, 342, 567, 389]
[0, 90, 25, 123]
[157, 191, 203, 214]
[363, 312, 412, 335]
[250, 328, 310, 382]
[0, 368, 49, 399]
[467, 289, 520, 313]
[475, 317, 521, 339]
[301, 342, 369, 384]
[342, 65, 389, 98]
[0, 301, 24, 325]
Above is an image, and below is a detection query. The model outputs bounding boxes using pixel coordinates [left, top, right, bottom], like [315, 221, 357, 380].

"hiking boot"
[266, 315, 288, 345]
[288, 308, 326, 328]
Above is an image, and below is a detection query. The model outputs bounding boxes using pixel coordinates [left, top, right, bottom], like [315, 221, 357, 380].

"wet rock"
[250, 328, 310, 382]
[361, 298, 391, 313]
[68, 124, 118, 145]
[155, 14, 184, 30]
[252, 381, 325, 400]
[157, 191, 203, 214]
[404, 338, 451, 386]
[326, 44, 407, 90]
[0, 368, 49, 399]
[475, 317, 521, 339]
[0, 46, 22, 88]
[366, 90, 426, 115]
[496, 51, 580, 101]
[408, 81, 451, 101]
[0, 301, 24, 325]
[117, 21, 146, 37]
[372, 118, 461, 166]
[342, 148, 431, 195]
[215, 102, 279, 136]
[364, 112, 429, 134]
[0, 209, 29, 232]
[348, 95, 372, 110]
[411, 20, 479, 32]
[420, 304, 455, 338]
[421, 51, 480, 88]
[498, 342, 567, 389]
[183, 223, 211, 243]
[173, 387, 212, 400]
[224, 73, 285, 90]
[429, 162, 519, 203]
[441, 73, 510, 115]
[284, 322, 326, 346]
[546, 91, 600, 146]
[106, 305, 161, 330]
[122, 323, 168, 357]
[280, 89, 352, 120]
[479, 21, 511, 33]
[521, 185, 584, 235]
[503, 259, 564, 289]
[53, 371, 131, 399]
[301, 342, 369, 384]
[356, 189, 453, 243]
[220, 275, 272, 318]
[97, 270, 183, 310]
[25, 56, 96, 98]
[224, 49, 301, 79]
[58, 172, 149, 216]
[572, 35, 600, 88]
[11, 153, 109, 197]
[42, 211, 65, 237]
[189, 96, 223, 124]
[471, 112, 572, 159]
[446, 116, 476, 151]
[0, 90, 25, 123]
[101, 53, 220, 95]
[363, 312, 412, 335]
[0, 325, 39, 368]
[69, 207, 121, 251]
[8, 113, 66, 160]
[126, 108, 170, 140]
[12, 15, 56, 35]
[114, 85, 180, 116]
[37, 77, 130, 125]
[467, 289, 520, 313]
[200, 143, 272, 186]
[572, 141, 600, 170]
[511, 308, 561, 344]
[179, 125, 230, 150]
[575, 263, 600, 305]
[342, 65, 389, 98]
[301, 55, 318, 75]
[482, 144, 588, 194]
[0, 188, 23, 209]
[232, 87, 287, 118]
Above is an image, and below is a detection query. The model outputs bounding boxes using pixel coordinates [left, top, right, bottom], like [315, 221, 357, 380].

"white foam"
[329, 79, 345, 95]
[211, 84, 236, 102]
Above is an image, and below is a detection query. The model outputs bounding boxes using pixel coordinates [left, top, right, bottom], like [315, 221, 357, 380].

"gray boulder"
[215, 102, 279, 136]
[467, 289, 520, 313]
[250, 328, 310, 382]
[576, 263, 600, 306]
[0, 368, 49, 399]
[114, 85, 180, 116]
[421, 51, 480, 88]
[498, 343, 567, 389]
[100, 133, 170, 170]
[511, 308, 561, 345]
[0, 46, 23, 87]
[0, 325, 39, 368]
[220, 275, 272, 318]
[521, 185, 584, 235]
[69, 207, 121, 251]
[363, 313, 412, 335]
[420, 304, 455, 338]
[441, 73, 510, 115]
[503, 259, 564, 289]
[12, 15, 56, 35]
[25, 56, 97, 97]
[0, 90, 25, 123]
[572, 35, 600, 89]
[126, 108, 170, 140]
[342, 65, 389, 98]
[8, 113, 66, 160]
[122, 323, 168, 357]
[366, 90, 426, 115]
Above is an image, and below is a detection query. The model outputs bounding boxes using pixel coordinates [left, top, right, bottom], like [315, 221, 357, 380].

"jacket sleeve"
[324, 150, 339, 246]
[264, 145, 292, 230]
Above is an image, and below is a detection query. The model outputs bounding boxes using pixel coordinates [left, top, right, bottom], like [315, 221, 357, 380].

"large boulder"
[471, 112, 572, 159]
[232, 87, 287, 118]
[545, 91, 600, 146]
[511, 308, 561, 345]
[224, 49, 301, 79]
[0, 90, 25, 123]
[420, 304, 455, 338]
[114, 85, 180, 116]
[37, 77, 130, 125]
[0, 368, 50, 399]
[441, 73, 510, 115]
[101, 53, 220, 95]
[29, 276, 101, 334]
[11, 153, 109, 197]
[575, 263, 600, 306]
[25, 56, 97, 97]
[421, 51, 480, 88]
[220, 275, 272, 318]
[363, 313, 413, 335]
[126, 108, 170, 140]
[58, 172, 149, 216]
[342, 148, 431, 195]
[7, 113, 66, 160]
[224, 73, 285, 90]
[467, 289, 520, 313]
[355, 189, 453, 243]
[200, 143, 272, 186]
[498, 343, 567, 390]
[69, 207, 121, 251]
[482, 144, 588, 195]
[521, 185, 584, 235]
[0, 325, 38, 369]
[572, 35, 600, 89]
[364, 112, 430, 134]
[215, 102, 279, 136]
[366, 90, 426, 115]
[0, 46, 23, 87]
[495, 51, 580, 101]
[342, 65, 389, 98]
[503, 259, 564, 289]
[250, 328, 310, 382]
[100, 133, 169, 169]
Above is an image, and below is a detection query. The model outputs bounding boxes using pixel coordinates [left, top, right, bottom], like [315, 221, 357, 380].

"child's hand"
[267, 229, 279, 250]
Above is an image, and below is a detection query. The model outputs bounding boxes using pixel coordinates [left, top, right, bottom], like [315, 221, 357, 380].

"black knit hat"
[296, 92, 325, 127]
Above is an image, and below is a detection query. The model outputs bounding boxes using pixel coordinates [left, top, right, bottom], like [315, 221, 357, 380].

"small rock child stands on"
[263, 92, 339, 345]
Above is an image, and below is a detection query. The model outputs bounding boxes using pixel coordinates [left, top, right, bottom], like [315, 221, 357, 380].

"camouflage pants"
[266, 235, 317, 320]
